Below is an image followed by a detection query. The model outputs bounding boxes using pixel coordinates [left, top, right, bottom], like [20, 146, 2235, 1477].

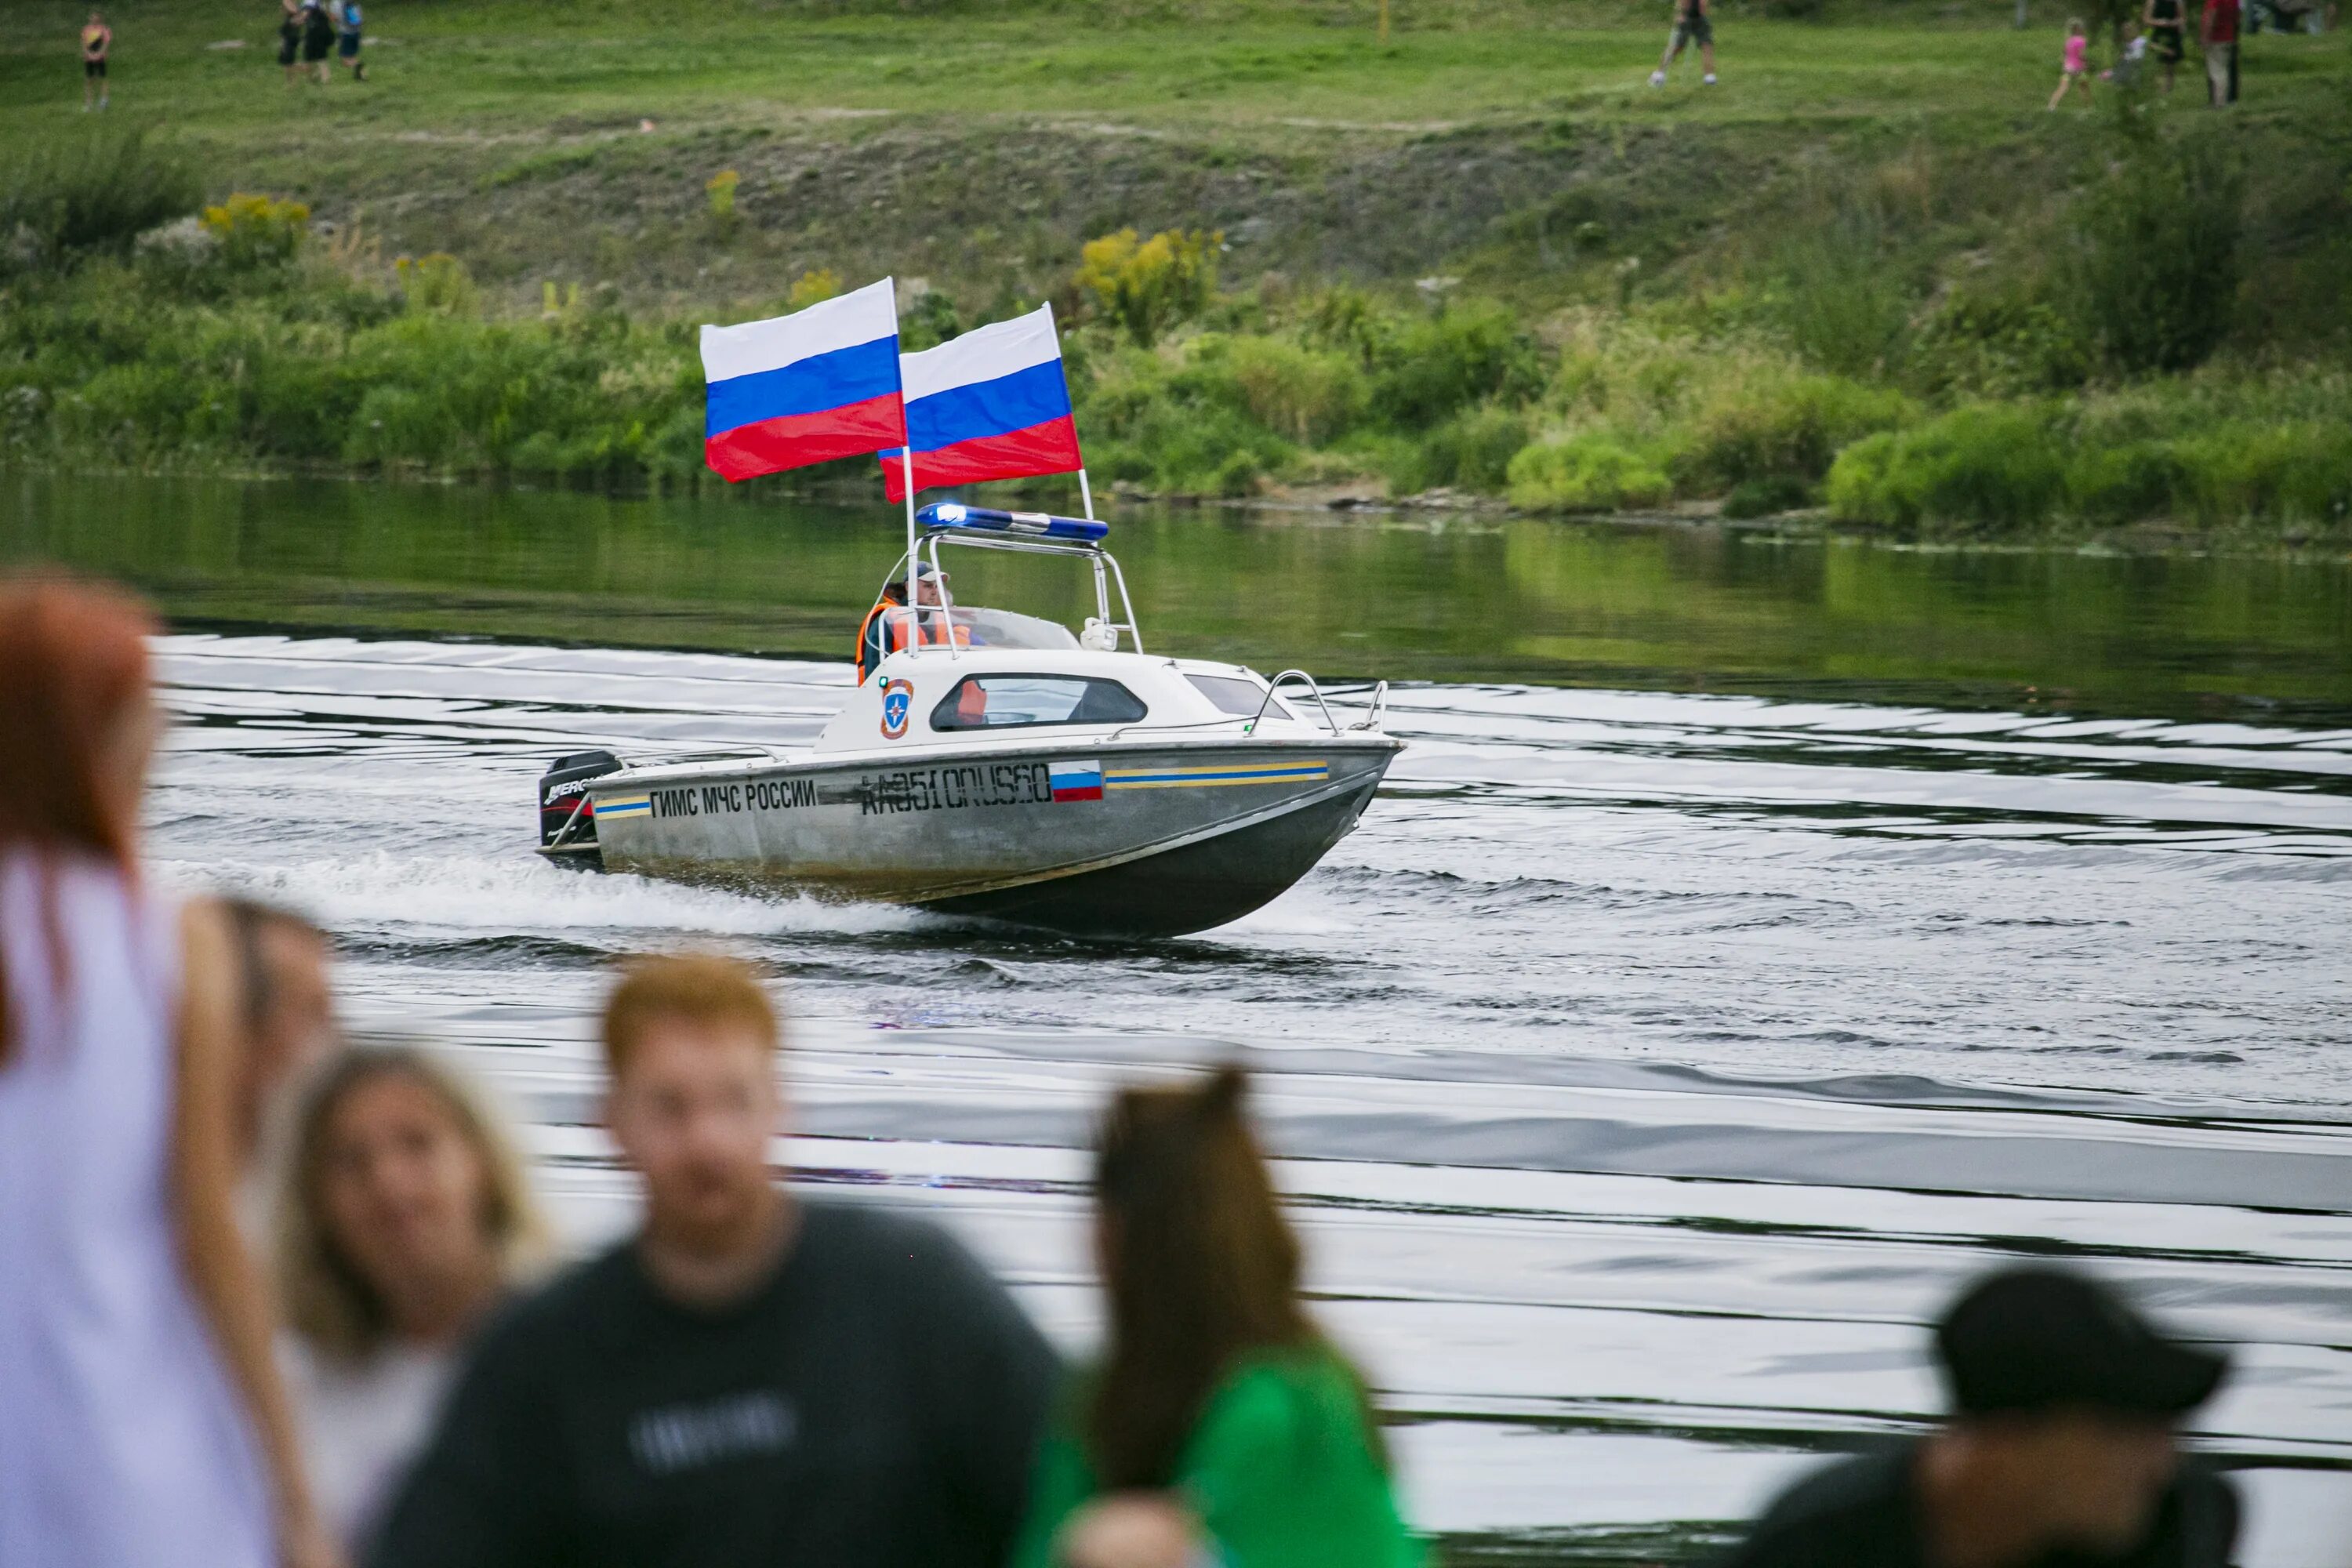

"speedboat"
[535, 503, 1401, 936]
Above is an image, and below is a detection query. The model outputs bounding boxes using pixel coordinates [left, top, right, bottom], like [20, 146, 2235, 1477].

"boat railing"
[1247, 671, 1340, 736]
[891, 529, 1146, 658]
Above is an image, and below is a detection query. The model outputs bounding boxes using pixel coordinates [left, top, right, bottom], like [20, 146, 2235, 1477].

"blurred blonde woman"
[274, 1045, 553, 1552]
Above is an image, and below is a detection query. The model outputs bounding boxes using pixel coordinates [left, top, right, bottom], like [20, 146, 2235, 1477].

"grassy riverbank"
[2, 0, 2347, 534]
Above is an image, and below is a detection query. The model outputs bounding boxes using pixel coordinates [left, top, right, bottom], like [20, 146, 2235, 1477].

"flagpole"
[1076, 467, 1095, 522]
[901, 445, 920, 644]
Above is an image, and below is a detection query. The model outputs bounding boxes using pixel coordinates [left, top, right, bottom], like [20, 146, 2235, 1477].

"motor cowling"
[539, 750, 622, 846]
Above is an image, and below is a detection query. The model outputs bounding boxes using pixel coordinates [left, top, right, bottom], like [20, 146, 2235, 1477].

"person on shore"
[2200, 0, 2241, 103]
[2106, 27, 2151, 85]
[2145, 0, 2189, 88]
[1650, 0, 1718, 86]
[1719, 1265, 2238, 1568]
[277, 1046, 553, 1555]
[2049, 20, 2096, 107]
[1011, 1067, 1420, 1568]
[279, 0, 304, 85]
[80, 9, 111, 111]
[335, 0, 365, 82]
[302, 0, 336, 85]
[0, 579, 341, 1568]
[370, 952, 1058, 1568]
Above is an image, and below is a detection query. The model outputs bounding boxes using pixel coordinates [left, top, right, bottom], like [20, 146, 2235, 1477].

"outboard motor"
[539, 750, 623, 848]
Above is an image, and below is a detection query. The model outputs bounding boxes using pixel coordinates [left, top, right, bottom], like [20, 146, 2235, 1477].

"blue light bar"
[916, 502, 1109, 544]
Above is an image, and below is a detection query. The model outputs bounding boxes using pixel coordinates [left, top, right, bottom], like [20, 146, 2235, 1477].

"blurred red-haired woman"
[1011, 1067, 1420, 1568]
[0, 578, 340, 1568]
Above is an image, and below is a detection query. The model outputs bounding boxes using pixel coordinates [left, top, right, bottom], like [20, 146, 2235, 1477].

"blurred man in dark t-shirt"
[1720, 1267, 2236, 1568]
[371, 953, 1058, 1568]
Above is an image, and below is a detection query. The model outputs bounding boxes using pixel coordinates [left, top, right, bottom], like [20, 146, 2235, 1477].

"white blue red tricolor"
[884, 305, 1082, 502]
[1048, 760, 1105, 801]
[701, 279, 906, 481]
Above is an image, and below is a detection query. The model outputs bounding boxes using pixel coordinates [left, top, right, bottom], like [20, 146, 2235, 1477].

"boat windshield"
[887, 605, 1079, 652]
[1186, 672, 1299, 722]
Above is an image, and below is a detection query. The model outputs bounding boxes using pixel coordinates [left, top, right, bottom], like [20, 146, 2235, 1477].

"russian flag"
[883, 304, 1083, 503]
[702, 278, 906, 482]
[1048, 760, 1104, 802]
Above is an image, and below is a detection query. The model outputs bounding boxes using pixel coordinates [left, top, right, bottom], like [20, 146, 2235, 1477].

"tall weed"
[1681, 369, 1915, 488]
[1, 125, 201, 272]
[2073, 107, 2242, 374]
[1780, 205, 1912, 377]
[1076, 229, 1218, 347]
[1223, 336, 1366, 444]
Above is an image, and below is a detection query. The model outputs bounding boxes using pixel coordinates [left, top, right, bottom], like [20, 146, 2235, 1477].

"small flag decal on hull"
[597, 793, 653, 820]
[1105, 761, 1329, 790]
[1049, 760, 1104, 802]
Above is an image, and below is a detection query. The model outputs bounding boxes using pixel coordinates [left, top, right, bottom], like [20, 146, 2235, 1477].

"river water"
[8, 474, 2352, 1563]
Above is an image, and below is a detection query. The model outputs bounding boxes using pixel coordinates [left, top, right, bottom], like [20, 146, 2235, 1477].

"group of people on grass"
[0, 572, 2257, 1568]
[2052, 0, 2246, 107]
[280, 0, 367, 86]
[70, 1, 366, 108]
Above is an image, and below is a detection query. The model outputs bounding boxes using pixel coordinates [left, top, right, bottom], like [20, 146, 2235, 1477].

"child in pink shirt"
[2049, 19, 2094, 107]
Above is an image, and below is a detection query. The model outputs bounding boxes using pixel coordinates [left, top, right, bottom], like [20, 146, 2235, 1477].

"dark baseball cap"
[1935, 1267, 2228, 1420]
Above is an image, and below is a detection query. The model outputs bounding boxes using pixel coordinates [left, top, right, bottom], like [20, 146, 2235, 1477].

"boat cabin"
[817, 503, 1339, 755]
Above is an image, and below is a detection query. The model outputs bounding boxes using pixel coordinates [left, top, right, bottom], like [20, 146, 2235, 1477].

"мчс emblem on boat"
[879, 679, 914, 739]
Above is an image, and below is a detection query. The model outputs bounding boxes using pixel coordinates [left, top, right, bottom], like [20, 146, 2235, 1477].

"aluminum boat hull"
[563, 736, 1399, 938]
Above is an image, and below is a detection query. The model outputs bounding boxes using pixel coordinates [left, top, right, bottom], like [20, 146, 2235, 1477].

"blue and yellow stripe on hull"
[596, 792, 653, 820]
[1104, 760, 1329, 791]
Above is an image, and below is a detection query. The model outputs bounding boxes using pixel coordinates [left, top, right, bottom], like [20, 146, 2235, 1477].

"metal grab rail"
[1351, 680, 1389, 732]
[1245, 670, 1341, 737]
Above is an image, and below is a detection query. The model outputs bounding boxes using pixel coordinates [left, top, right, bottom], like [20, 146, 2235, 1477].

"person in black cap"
[1720, 1265, 2237, 1568]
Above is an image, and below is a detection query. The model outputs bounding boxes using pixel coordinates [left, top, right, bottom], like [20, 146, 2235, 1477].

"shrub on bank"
[1403, 405, 1533, 495]
[1824, 380, 2352, 532]
[1681, 369, 1915, 491]
[1367, 304, 1544, 428]
[1824, 405, 2066, 530]
[1507, 431, 1672, 512]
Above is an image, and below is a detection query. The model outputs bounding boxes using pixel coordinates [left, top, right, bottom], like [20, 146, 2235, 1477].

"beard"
[644, 1160, 777, 1257]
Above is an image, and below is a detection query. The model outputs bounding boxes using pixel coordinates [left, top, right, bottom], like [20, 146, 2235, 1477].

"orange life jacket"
[855, 602, 967, 683]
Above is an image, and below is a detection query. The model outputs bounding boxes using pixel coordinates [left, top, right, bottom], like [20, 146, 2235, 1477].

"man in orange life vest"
[857, 564, 955, 684]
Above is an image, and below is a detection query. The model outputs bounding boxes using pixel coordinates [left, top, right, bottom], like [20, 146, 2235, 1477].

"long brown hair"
[274, 1044, 554, 1359]
[0, 577, 160, 1065]
[1087, 1065, 1345, 1489]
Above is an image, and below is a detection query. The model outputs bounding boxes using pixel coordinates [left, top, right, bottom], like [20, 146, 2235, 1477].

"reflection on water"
[5, 470, 2351, 718]
[9, 474, 2352, 1562]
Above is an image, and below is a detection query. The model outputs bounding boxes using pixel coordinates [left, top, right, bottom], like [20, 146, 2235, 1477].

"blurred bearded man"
[372, 953, 1057, 1568]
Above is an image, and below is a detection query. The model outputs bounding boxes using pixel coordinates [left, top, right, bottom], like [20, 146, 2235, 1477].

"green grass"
[2, 0, 2342, 252]
[16, 0, 2308, 141]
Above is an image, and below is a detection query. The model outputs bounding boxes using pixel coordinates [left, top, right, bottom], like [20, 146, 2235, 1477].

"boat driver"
[856, 564, 959, 684]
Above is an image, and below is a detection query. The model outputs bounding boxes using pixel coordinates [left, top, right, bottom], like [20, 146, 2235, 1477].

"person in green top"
[1011, 1067, 1421, 1568]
